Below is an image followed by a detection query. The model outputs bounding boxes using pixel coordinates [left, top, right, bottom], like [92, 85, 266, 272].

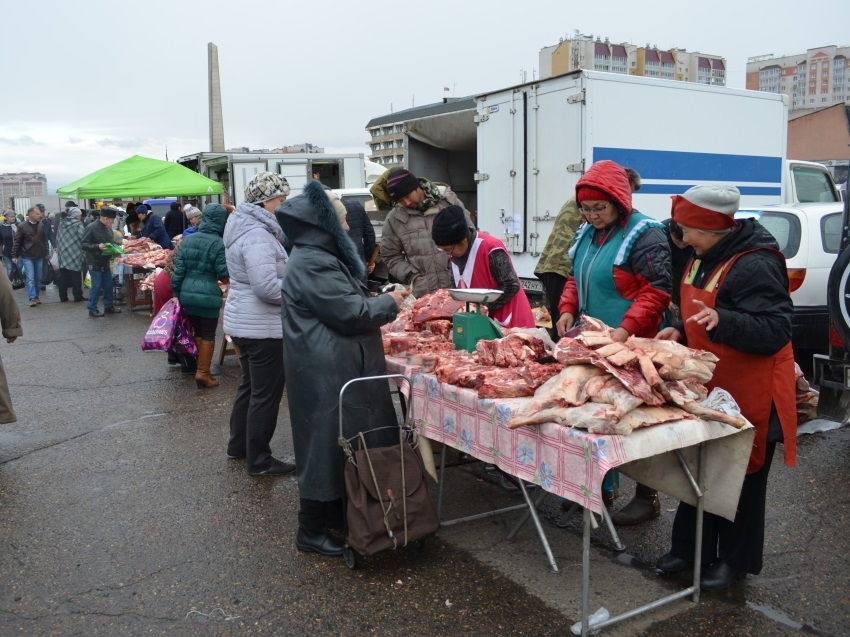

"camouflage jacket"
[534, 197, 582, 278]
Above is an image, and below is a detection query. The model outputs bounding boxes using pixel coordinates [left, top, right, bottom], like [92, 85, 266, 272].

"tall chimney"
[208, 43, 225, 152]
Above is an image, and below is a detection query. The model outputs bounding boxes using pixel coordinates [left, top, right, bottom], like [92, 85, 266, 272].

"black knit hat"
[386, 168, 420, 202]
[431, 205, 468, 246]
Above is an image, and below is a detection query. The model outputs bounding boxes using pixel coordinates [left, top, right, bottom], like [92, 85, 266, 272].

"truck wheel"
[827, 245, 850, 345]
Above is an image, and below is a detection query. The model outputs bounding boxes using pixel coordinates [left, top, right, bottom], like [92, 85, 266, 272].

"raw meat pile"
[383, 288, 469, 333]
[507, 316, 746, 434]
[121, 238, 171, 269]
[433, 350, 562, 399]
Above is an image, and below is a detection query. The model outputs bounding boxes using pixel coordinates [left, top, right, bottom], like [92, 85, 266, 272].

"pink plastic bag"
[141, 299, 197, 356]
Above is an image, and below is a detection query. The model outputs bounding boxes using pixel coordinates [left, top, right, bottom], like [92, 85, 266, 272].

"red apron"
[451, 233, 535, 328]
[681, 250, 797, 474]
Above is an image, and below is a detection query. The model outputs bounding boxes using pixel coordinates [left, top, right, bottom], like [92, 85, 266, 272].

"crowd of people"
[0, 163, 797, 590]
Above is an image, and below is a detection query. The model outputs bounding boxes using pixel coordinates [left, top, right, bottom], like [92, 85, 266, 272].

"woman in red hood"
[555, 160, 672, 524]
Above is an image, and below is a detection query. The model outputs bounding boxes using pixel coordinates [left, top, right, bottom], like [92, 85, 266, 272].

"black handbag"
[41, 257, 54, 286]
[10, 263, 24, 290]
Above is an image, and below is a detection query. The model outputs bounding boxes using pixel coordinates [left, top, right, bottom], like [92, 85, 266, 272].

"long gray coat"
[278, 181, 399, 502]
[0, 267, 22, 423]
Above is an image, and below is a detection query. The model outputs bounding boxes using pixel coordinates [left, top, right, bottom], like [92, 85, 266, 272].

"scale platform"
[448, 289, 504, 352]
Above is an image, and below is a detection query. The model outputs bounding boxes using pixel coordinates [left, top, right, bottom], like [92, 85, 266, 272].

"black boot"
[296, 498, 344, 556]
[180, 353, 197, 375]
[611, 483, 660, 526]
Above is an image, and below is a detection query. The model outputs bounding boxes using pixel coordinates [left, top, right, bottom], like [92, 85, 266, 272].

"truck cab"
[785, 160, 842, 205]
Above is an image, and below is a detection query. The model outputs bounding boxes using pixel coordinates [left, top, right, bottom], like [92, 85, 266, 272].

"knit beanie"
[68, 207, 82, 218]
[185, 206, 202, 220]
[671, 184, 739, 231]
[386, 168, 420, 202]
[325, 191, 348, 223]
[244, 171, 291, 204]
[576, 185, 613, 205]
[431, 205, 469, 246]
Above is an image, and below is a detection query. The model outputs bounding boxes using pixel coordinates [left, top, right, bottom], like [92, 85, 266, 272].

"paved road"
[0, 284, 847, 636]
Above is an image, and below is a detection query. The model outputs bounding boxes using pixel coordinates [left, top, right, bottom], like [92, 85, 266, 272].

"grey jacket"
[278, 181, 399, 501]
[379, 184, 470, 297]
[222, 201, 288, 340]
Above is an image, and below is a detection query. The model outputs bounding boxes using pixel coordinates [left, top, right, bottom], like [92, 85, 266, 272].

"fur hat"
[100, 207, 118, 219]
[68, 207, 82, 218]
[244, 171, 291, 204]
[671, 184, 739, 231]
[431, 205, 469, 246]
[386, 168, 420, 202]
[136, 204, 150, 215]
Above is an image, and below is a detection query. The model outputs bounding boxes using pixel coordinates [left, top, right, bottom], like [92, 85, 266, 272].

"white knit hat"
[671, 184, 740, 231]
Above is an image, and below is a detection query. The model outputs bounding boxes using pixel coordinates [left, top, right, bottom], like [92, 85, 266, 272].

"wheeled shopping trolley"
[338, 374, 440, 569]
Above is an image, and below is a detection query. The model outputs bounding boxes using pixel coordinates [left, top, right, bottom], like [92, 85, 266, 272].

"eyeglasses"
[440, 244, 456, 255]
[579, 203, 612, 215]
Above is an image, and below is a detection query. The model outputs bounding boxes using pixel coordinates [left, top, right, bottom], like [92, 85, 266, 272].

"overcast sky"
[1, 0, 846, 193]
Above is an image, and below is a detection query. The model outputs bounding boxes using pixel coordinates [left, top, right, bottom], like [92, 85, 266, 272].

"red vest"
[451, 233, 535, 328]
[681, 250, 797, 474]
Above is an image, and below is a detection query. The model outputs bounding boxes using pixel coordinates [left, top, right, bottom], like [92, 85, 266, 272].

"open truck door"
[814, 173, 850, 425]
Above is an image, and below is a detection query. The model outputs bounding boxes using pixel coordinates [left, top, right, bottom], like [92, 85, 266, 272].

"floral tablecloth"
[386, 357, 754, 518]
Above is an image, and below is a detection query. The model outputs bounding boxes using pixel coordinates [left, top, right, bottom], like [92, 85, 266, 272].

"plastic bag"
[42, 257, 54, 285]
[141, 299, 197, 356]
[102, 243, 125, 257]
[50, 251, 60, 271]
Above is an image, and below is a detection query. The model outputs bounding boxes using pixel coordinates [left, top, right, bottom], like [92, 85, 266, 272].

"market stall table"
[385, 356, 754, 636]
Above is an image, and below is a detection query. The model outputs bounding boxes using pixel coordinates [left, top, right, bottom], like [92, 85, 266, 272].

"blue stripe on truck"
[593, 147, 783, 184]
[638, 184, 782, 196]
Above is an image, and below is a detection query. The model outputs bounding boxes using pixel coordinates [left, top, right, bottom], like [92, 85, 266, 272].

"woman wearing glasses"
[555, 160, 671, 340]
[554, 160, 672, 519]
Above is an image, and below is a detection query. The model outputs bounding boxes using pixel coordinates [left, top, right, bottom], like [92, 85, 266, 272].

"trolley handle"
[338, 374, 413, 440]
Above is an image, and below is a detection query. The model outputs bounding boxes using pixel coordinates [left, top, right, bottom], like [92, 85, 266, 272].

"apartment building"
[365, 98, 476, 169]
[746, 45, 850, 112]
[539, 32, 726, 85]
[1, 172, 47, 207]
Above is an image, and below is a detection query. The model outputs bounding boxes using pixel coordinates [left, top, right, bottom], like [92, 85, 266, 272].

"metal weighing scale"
[448, 288, 504, 352]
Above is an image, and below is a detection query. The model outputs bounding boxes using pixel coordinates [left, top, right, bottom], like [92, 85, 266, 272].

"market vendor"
[654, 184, 796, 592]
[431, 205, 535, 329]
[554, 159, 672, 523]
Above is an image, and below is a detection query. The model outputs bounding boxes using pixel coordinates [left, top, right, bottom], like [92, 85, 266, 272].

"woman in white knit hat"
[654, 184, 797, 592]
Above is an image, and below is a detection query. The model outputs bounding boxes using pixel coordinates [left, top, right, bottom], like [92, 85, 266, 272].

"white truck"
[403, 70, 840, 289]
[176, 151, 369, 206]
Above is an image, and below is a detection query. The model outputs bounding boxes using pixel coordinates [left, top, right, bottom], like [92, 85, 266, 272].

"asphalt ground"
[0, 282, 847, 636]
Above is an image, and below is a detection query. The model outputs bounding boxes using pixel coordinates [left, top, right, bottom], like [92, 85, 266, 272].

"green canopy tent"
[57, 154, 223, 199]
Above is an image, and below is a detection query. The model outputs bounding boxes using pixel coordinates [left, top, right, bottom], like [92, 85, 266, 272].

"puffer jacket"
[222, 200, 288, 339]
[558, 160, 671, 337]
[171, 204, 229, 319]
[379, 184, 470, 298]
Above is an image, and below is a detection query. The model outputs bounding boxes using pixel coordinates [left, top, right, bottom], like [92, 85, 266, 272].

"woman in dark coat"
[170, 204, 229, 388]
[654, 184, 796, 592]
[278, 181, 408, 557]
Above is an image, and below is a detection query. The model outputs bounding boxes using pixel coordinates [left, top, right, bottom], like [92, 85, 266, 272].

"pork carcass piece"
[626, 336, 718, 383]
[508, 402, 619, 430]
[517, 364, 606, 414]
[476, 333, 548, 367]
[554, 338, 665, 406]
[584, 375, 644, 417]
[656, 380, 745, 428]
[588, 405, 693, 435]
